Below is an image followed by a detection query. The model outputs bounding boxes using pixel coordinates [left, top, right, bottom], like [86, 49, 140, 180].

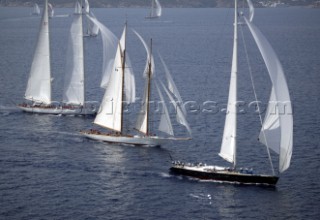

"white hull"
[81, 132, 168, 146]
[18, 106, 96, 115]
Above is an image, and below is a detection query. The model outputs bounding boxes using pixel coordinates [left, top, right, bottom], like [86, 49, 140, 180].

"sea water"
[0, 7, 319, 219]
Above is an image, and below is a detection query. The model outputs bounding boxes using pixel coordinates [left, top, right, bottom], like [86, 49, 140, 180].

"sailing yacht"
[31, 3, 40, 16]
[18, 0, 96, 115]
[145, 0, 162, 19]
[170, 0, 293, 185]
[81, 24, 191, 146]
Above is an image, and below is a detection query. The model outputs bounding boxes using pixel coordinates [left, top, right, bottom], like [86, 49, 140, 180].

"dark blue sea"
[0, 7, 319, 219]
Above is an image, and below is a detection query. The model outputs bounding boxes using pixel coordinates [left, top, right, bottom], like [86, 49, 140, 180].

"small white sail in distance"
[25, 0, 51, 104]
[74, 1, 82, 15]
[48, 3, 54, 18]
[154, 0, 162, 17]
[244, 17, 293, 173]
[32, 3, 40, 15]
[84, 0, 90, 14]
[246, 0, 254, 22]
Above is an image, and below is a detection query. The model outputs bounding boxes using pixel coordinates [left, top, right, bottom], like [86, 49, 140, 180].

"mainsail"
[219, 0, 238, 165]
[244, 17, 293, 173]
[25, 0, 51, 104]
[94, 25, 130, 132]
[63, 11, 85, 105]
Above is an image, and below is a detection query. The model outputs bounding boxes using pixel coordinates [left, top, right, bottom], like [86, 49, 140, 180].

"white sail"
[148, 0, 162, 18]
[159, 54, 187, 115]
[132, 30, 155, 78]
[134, 32, 153, 134]
[63, 12, 84, 105]
[259, 88, 280, 154]
[155, 0, 162, 17]
[135, 79, 150, 134]
[84, 0, 90, 14]
[245, 17, 293, 173]
[32, 3, 40, 15]
[87, 12, 100, 36]
[25, 0, 51, 104]
[74, 1, 82, 15]
[83, 0, 99, 37]
[219, 0, 238, 164]
[48, 3, 54, 18]
[94, 28, 127, 131]
[156, 82, 174, 136]
[246, 0, 254, 22]
[86, 15, 125, 92]
[161, 82, 192, 137]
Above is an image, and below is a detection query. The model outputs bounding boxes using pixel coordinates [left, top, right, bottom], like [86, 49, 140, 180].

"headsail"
[25, 0, 51, 104]
[245, 17, 293, 173]
[219, 0, 238, 165]
[159, 54, 187, 115]
[94, 26, 127, 132]
[63, 11, 85, 105]
[161, 82, 192, 137]
[156, 82, 174, 136]
[86, 15, 117, 88]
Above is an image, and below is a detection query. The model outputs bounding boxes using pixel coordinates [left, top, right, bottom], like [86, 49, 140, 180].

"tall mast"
[233, 0, 238, 169]
[120, 22, 127, 134]
[81, 0, 85, 108]
[146, 38, 153, 136]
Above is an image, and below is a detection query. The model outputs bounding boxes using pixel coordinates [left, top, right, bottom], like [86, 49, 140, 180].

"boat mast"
[120, 22, 127, 135]
[233, 0, 238, 169]
[146, 39, 153, 136]
[81, 0, 86, 109]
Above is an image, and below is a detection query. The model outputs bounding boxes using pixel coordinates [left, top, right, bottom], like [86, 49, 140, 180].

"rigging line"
[239, 20, 275, 175]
